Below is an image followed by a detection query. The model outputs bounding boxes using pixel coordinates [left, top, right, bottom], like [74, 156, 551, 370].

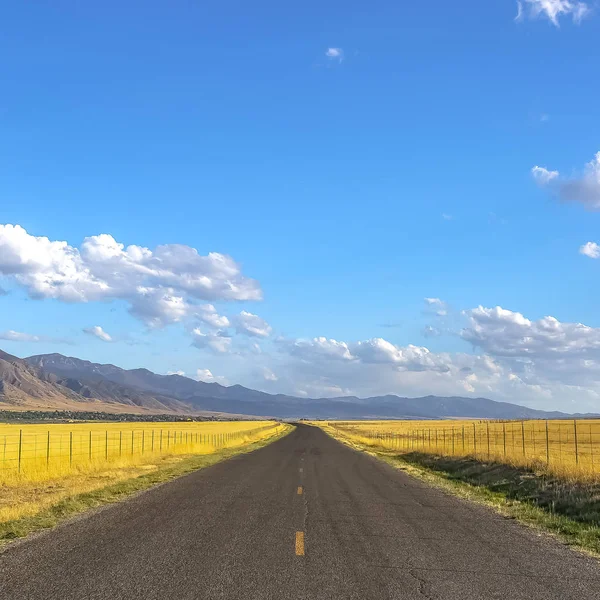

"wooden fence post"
[545, 420, 550, 464]
[574, 420, 579, 465]
[18, 429, 23, 473]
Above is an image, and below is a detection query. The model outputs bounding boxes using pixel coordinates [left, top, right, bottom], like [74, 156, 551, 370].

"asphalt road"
[1, 424, 599, 599]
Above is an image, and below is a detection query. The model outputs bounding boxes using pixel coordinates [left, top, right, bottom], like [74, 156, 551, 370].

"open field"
[0, 420, 287, 527]
[319, 419, 600, 480]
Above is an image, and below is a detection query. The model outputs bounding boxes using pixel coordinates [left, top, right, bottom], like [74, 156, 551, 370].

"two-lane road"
[1, 425, 599, 599]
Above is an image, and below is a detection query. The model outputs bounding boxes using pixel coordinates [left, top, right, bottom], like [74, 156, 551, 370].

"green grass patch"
[0, 425, 293, 546]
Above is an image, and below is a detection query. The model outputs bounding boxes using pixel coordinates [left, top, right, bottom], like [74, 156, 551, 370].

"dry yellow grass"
[0, 421, 283, 483]
[319, 419, 600, 481]
[0, 420, 287, 526]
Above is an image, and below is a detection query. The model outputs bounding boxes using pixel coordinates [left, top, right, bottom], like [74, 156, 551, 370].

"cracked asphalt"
[1, 424, 599, 599]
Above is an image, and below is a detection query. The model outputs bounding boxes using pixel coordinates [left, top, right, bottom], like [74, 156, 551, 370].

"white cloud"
[262, 367, 278, 381]
[0, 224, 262, 327]
[442, 213, 454, 221]
[424, 297, 448, 317]
[284, 337, 355, 361]
[580, 241, 600, 259]
[83, 325, 113, 342]
[461, 305, 600, 360]
[129, 287, 191, 328]
[517, 0, 590, 26]
[195, 368, 228, 385]
[325, 47, 344, 62]
[0, 330, 42, 343]
[531, 165, 559, 185]
[167, 370, 186, 376]
[234, 311, 272, 338]
[532, 151, 600, 210]
[195, 304, 230, 329]
[256, 303, 600, 412]
[191, 327, 232, 354]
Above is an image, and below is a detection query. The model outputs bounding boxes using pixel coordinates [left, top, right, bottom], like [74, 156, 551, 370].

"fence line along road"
[0, 422, 282, 480]
[327, 419, 600, 477]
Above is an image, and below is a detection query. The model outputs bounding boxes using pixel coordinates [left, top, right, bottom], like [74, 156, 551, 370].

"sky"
[1, 0, 600, 412]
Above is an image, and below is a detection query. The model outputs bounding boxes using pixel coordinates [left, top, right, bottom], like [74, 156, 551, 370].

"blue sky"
[2, 0, 600, 411]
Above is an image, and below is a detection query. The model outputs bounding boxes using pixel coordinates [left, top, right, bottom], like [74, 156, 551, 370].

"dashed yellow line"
[297, 486, 303, 495]
[295, 531, 305, 556]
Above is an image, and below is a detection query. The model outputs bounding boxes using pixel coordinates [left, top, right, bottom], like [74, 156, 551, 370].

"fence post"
[452, 427, 455, 455]
[152, 430, 155, 452]
[473, 423, 477, 456]
[47, 430, 51, 467]
[462, 426, 465, 453]
[131, 430, 135, 455]
[89, 430, 92, 460]
[160, 429, 163, 451]
[18, 429, 23, 473]
[521, 421, 526, 457]
[142, 430, 145, 455]
[486, 422, 490, 459]
[503, 423, 506, 457]
[69, 431, 73, 466]
[105, 430, 109, 460]
[574, 420, 579, 465]
[545, 420, 550, 464]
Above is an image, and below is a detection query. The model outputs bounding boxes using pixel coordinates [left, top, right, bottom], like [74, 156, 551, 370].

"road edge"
[0, 424, 294, 550]
[319, 425, 600, 560]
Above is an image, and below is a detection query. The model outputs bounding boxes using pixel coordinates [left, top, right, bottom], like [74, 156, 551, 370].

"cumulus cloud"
[532, 152, 600, 210]
[284, 337, 355, 361]
[195, 368, 228, 385]
[234, 311, 272, 338]
[191, 327, 232, 354]
[325, 47, 344, 62]
[580, 242, 600, 259]
[167, 370, 186, 376]
[259, 304, 600, 411]
[516, 0, 590, 26]
[195, 304, 230, 329]
[0, 224, 262, 327]
[83, 325, 113, 342]
[461, 305, 600, 360]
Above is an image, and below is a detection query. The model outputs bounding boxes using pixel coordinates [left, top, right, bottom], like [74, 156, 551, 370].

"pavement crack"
[408, 568, 435, 600]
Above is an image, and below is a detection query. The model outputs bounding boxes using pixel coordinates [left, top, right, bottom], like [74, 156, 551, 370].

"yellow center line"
[295, 531, 305, 556]
[297, 486, 303, 495]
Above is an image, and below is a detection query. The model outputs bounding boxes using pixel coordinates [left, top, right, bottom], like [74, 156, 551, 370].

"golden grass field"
[0, 420, 286, 525]
[320, 419, 600, 480]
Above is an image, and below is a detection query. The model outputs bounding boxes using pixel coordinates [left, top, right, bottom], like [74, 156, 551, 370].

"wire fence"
[0, 422, 282, 481]
[327, 419, 600, 478]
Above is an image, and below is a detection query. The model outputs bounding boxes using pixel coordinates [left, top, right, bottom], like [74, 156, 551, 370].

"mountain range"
[0, 349, 593, 420]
